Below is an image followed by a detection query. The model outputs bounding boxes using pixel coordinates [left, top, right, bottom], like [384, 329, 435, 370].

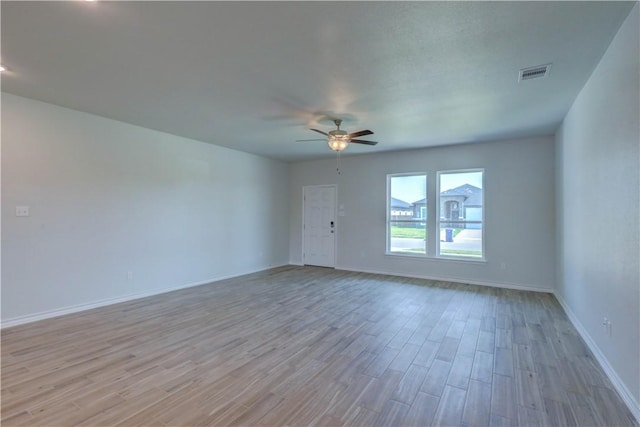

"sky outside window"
[390, 175, 426, 204]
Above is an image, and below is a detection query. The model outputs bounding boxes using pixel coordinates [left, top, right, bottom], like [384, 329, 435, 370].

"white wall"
[555, 3, 639, 413]
[1, 93, 290, 325]
[290, 136, 556, 291]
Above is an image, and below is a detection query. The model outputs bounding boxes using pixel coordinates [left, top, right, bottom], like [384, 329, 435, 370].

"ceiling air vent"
[519, 64, 551, 82]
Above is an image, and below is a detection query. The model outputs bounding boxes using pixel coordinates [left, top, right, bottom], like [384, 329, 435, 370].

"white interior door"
[303, 185, 336, 267]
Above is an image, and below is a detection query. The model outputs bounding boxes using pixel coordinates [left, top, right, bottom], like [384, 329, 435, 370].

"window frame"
[386, 172, 428, 257]
[436, 168, 485, 261]
[386, 169, 486, 263]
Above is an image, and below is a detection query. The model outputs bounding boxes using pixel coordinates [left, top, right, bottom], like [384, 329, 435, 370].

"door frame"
[302, 184, 337, 268]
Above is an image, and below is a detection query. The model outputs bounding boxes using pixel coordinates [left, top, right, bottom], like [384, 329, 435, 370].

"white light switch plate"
[16, 206, 30, 217]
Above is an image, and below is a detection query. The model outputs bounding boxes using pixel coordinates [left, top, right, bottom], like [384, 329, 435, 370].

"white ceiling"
[1, 1, 634, 161]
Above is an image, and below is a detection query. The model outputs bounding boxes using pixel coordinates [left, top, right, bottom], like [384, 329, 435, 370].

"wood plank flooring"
[2, 266, 637, 426]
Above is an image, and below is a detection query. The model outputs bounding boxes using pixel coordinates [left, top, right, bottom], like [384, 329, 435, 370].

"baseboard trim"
[1, 264, 287, 329]
[555, 293, 640, 423]
[336, 265, 553, 293]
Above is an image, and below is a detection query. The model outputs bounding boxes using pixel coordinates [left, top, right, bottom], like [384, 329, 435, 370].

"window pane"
[439, 225, 483, 258]
[438, 171, 483, 258]
[390, 221, 426, 254]
[389, 174, 426, 255]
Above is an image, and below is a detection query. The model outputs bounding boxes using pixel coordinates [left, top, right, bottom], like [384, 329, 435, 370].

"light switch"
[15, 206, 30, 217]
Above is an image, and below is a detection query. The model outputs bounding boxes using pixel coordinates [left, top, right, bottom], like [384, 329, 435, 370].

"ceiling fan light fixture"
[328, 136, 349, 152]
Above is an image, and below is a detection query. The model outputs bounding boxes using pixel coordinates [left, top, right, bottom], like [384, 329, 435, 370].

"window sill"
[385, 252, 487, 264]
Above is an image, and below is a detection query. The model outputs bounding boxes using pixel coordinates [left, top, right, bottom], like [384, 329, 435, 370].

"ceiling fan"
[296, 119, 378, 152]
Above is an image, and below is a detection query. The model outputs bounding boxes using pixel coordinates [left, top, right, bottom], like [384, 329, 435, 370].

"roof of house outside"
[412, 184, 483, 206]
[391, 197, 412, 208]
[441, 184, 483, 206]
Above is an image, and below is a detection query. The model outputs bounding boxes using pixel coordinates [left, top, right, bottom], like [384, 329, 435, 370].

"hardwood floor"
[2, 266, 637, 426]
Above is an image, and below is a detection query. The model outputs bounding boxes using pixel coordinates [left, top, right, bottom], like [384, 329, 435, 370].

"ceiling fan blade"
[347, 129, 373, 139]
[350, 139, 378, 146]
[310, 128, 329, 136]
[295, 139, 326, 142]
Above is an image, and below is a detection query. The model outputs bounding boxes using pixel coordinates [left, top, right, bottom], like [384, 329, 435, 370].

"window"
[387, 174, 427, 255]
[438, 170, 484, 259]
[387, 170, 484, 261]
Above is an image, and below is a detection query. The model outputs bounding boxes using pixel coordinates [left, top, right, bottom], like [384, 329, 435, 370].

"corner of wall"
[554, 292, 640, 422]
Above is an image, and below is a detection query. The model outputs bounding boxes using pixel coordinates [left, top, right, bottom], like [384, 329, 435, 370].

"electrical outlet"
[602, 317, 612, 336]
[15, 206, 30, 217]
[127, 271, 133, 280]
[500, 262, 507, 270]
